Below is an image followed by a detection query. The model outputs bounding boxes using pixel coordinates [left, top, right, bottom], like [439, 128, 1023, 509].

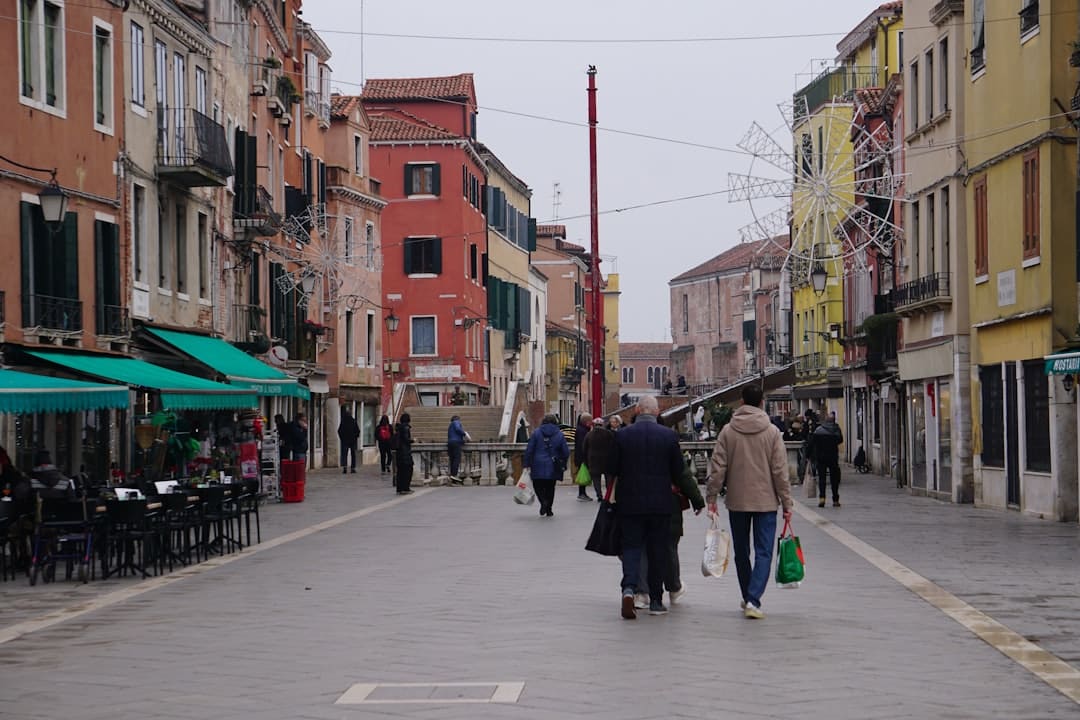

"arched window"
[647, 366, 654, 385]
[622, 367, 629, 384]
[628, 367, 634, 383]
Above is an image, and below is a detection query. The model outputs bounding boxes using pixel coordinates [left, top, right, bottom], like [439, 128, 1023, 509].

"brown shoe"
[818, 498, 826, 508]
[621, 591, 637, 620]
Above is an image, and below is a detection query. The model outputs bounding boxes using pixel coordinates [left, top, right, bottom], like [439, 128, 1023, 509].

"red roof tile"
[536, 224, 566, 239]
[669, 237, 788, 283]
[330, 94, 360, 119]
[362, 74, 476, 103]
[367, 109, 458, 142]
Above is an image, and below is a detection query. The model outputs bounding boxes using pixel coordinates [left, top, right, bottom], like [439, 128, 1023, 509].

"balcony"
[796, 352, 826, 378]
[874, 292, 895, 315]
[794, 65, 879, 123]
[893, 272, 952, 316]
[233, 185, 282, 237]
[23, 294, 83, 334]
[157, 107, 234, 187]
[866, 334, 899, 376]
[230, 304, 270, 354]
[98, 304, 130, 337]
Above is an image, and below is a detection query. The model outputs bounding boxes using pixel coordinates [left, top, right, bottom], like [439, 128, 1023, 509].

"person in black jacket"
[573, 413, 593, 501]
[394, 413, 414, 494]
[611, 395, 685, 619]
[808, 411, 844, 507]
[337, 407, 360, 474]
[583, 416, 616, 499]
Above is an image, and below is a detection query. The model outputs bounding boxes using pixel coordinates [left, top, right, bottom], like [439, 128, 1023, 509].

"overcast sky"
[303, 0, 882, 342]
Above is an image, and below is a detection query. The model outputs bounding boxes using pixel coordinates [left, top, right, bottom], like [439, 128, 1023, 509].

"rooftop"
[362, 73, 476, 104]
[366, 109, 458, 142]
[619, 342, 673, 360]
[669, 236, 788, 284]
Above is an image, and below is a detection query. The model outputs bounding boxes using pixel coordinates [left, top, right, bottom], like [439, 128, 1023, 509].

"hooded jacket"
[706, 404, 793, 512]
[447, 418, 468, 445]
[524, 422, 570, 481]
[808, 421, 843, 464]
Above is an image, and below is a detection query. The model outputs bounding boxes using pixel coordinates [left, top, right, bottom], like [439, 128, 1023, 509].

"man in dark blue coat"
[612, 395, 685, 619]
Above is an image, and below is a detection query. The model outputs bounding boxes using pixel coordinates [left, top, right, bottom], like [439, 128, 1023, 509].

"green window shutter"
[403, 238, 414, 274]
[431, 237, 442, 274]
[94, 220, 105, 331]
[245, 134, 257, 211]
[403, 165, 412, 195]
[20, 202, 34, 326]
[527, 218, 537, 251]
[481, 252, 488, 287]
[431, 164, 441, 196]
[62, 212, 78, 300]
[518, 286, 530, 337]
[108, 223, 121, 308]
[486, 278, 497, 325]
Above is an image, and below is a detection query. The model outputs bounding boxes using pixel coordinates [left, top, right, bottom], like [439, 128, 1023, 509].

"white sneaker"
[743, 602, 765, 619]
[633, 593, 649, 609]
[669, 586, 686, 604]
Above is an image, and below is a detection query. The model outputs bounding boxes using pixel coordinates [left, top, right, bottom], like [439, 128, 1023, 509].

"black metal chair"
[197, 486, 242, 556]
[29, 498, 96, 585]
[159, 493, 199, 571]
[103, 500, 160, 579]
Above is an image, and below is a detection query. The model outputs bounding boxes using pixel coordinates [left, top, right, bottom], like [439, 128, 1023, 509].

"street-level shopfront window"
[938, 381, 952, 495]
[910, 390, 926, 489]
[1023, 359, 1050, 472]
[980, 364, 1005, 467]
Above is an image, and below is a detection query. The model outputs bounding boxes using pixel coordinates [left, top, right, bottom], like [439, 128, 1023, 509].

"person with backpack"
[376, 415, 394, 474]
[523, 414, 570, 518]
[394, 413, 414, 494]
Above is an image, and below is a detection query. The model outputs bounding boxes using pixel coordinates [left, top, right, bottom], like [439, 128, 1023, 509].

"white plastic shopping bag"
[513, 468, 535, 505]
[701, 512, 731, 578]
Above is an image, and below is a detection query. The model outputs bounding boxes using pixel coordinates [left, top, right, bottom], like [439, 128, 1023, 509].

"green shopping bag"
[775, 518, 805, 588]
[575, 463, 591, 487]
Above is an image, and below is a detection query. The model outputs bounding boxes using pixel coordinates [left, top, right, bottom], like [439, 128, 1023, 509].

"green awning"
[28, 351, 258, 411]
[1045, 351, 1080, 375]
[144, 327, 310, 400]
[0, 369, 129, 414]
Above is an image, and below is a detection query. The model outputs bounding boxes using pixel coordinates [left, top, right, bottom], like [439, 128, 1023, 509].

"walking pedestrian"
[337, 406, 360, 473]
[394, 413, 414, 494]
[523, 414, 569, 518]
[447, 414, 470, 485]
[706, 383, 793, 619]
[290, 413, 309, 463]
[375, 415, 394, 473]
[612, 395, 685, 619]
[573, 412, 593, 501]
[274, 413, 290, 464]
[515, 417, 529, 443]
[583, 415, 616, 500]
[808, 410, 844, 507]
[667, 457, 706, 604]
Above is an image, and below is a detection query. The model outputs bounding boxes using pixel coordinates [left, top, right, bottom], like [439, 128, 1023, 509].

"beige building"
[897, 0, 972, 502]
[603, 272, 622, 411]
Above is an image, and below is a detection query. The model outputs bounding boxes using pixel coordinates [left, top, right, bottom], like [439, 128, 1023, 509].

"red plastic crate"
[281, 479, 305, 503]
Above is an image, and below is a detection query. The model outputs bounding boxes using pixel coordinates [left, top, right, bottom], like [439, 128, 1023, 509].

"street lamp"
[384, 311, 399, 334]
[810, 263, 828, 295]
[299, 273, 317, 295]
[38, 173, 69, 230]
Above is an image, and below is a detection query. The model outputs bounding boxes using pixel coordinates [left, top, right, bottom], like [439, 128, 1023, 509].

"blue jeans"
[620, 514, 669, 603]
[728, 510, 778, 608]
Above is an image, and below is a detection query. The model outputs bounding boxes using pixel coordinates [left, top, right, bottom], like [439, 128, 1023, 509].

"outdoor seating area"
[1, 478, 263, 586]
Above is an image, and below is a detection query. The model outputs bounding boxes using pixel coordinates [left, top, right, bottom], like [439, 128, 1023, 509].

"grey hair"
[636, 395, 659, 414]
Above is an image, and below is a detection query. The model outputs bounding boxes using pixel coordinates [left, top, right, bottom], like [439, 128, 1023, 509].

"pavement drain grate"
[336, 682, 525, 705]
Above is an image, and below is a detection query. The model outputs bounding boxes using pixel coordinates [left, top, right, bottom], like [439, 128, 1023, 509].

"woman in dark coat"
[394, 413, 414, 494]
[523, 414, 570, 518]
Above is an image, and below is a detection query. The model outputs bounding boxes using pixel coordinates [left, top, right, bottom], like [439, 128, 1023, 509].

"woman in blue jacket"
[524, 414, 570, 518]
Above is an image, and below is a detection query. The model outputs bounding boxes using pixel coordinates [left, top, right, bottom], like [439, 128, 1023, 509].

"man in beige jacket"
[706, 383, 793, 619]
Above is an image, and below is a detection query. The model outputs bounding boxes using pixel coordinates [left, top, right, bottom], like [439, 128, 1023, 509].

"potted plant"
[276, 75, 298, 104]
[1070, 41, 1080, 68]
[263, 56, 282, 69]
[302, 319, 327, 336]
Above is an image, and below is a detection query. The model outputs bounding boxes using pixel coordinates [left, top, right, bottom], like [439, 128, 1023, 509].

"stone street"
[1, 465, 1079, 719]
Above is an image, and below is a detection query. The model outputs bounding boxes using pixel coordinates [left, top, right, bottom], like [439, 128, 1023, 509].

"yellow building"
[789, 3, 902, 434]
[965, 0, 1078, 520]
[602, 272, 621, 411]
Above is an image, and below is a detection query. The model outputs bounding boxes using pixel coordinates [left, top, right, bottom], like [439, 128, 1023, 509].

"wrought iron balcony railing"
[24, 293, 83, 332]
[794, 65, 880, 122]
[231, 304, 269, 352]
[796, 352, 826, 374]
[157, 106, 234, 186]
[98, 304, 130, 337]
[893, 272, 951, 311]
[234, 184, 282, 236]
[867, 334, 899, 374]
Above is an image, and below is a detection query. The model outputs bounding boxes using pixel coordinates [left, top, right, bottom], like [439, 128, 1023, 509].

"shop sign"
[414, 364, 461, 379]
[1045, 354, 1080, 375]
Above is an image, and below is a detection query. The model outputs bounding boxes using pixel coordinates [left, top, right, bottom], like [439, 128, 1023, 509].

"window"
[304, 51, 318, 98]
[910, 60, 919, 128]
[1020, 0, 1039, 37]
[682, 294, 688, 333]
[405, 163, 440, 196]
[941, 186, 951, 277]
[924, 50, 933, 121]
[94, 220, 121, 335]
[1022, 150, 1040, 260]
[354, 135, 363, 175]
[980, 364, 1004, 466]
[647, 366, 655, 385]
[93, 21, 114, 131]
[365, 222, 375, 269]
[19, 0, 66, 112]
[1023, 359, 1050, 472]
[130, 22, 145, 108]
[197, 212, 208, 298]
[19, 201, 78, 328]
[159, 204, 169, 287]
[469, 243, 478, 280]
[939, 38, 948, 112]
[195, 66, 207, 115]
[173, 52, 186, 157]
[971, 0, 986, 73]
[926, 193, 935, 274]
[154, 40, 167, 153]
[266, 133, 274, 197]
[366, 311, 376, 368]
[800, 133, 813, 178]
[343, 217, 354, 262]
[974, 176, 988, 276]
[403, 237, 442, 275]
[175, 204, 187, 293]
[911, 200, 920, 277]
[132, 184, 146, 283]
[345, 310, 354, 365]
[817, 127, 824, 172]
[411, 316, 436, 356]
[873, 398, 881, 443]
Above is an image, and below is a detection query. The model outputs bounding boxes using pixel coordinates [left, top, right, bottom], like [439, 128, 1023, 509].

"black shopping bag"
[585, 482, 620, 556]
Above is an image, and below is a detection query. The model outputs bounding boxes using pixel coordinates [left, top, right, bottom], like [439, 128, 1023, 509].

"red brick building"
[362, 75, 489, 406]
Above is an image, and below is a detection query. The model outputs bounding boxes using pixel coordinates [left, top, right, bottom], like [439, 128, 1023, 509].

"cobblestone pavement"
[1, 465, 1079, 719]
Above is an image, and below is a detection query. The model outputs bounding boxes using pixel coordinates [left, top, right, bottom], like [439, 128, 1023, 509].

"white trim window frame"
[92, 18, 115, 135]
[410, 315, 437, 357]
[195, 65, 207, 115]
[19, 0, 67, 117]
[354, 134, 363, 175]
[172, 51, 187, 161]
[365, 220, 376, 270]
[130, 20, 145, 111]
[343, 215, 355, 264]
[132, 182, 148, 287]
[154, 39, 168, 156]
[366, 310, 376, 367]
